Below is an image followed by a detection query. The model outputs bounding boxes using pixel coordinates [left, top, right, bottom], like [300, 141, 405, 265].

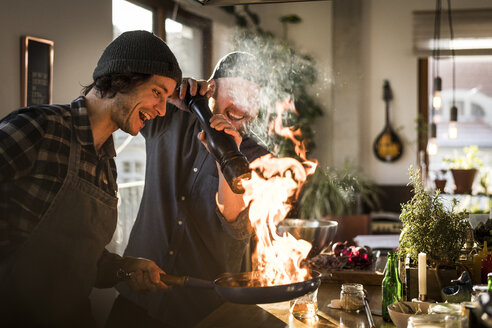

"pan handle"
[320, 272, 332, 281]
[160, 273, 187, 286]
[160, 273, 215, 289]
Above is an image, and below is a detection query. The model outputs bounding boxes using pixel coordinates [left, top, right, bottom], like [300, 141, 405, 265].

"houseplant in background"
[297, 162, 382, 243]
[398, 167, 469, 301]
[433, 169, 448, 193]
[443, 145, 483, 194]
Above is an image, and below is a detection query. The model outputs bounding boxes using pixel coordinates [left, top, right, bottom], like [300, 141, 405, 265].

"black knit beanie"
[210, 51, 263, 86]
[93, 30, 182, 83]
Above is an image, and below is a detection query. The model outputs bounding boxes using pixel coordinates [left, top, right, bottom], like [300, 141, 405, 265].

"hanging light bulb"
[427, 122, 438, 155]
[432, 76, 442, 110]
[446, 0, 458, 141]
[448, 105, 458, 139]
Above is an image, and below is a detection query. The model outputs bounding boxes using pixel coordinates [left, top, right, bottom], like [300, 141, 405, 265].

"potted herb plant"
[398, 167, 470, 301]
[434, 169, 447, 193]
[443, 145, 483, 194]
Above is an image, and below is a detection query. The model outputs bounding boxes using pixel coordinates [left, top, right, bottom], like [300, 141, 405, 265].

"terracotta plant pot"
[450, 169, 477, 194]
[434, 179, 447, 193]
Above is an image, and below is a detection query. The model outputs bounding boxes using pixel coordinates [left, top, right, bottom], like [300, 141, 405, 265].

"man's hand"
[168, 78, 213, 111]
[121, 256, 168, 294]
[197, 114, 242, 151]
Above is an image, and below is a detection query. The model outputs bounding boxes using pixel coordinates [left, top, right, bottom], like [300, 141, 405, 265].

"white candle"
[418, 252, 427, 296]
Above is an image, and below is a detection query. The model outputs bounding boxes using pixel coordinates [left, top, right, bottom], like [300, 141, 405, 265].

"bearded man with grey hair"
[106, 52, 269, 328]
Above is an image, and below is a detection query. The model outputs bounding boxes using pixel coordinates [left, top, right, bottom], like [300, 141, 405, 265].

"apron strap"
[68, 110, 82, 175]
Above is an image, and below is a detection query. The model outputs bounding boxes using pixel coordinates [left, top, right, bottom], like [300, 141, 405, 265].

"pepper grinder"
[184, 90, 251, 193]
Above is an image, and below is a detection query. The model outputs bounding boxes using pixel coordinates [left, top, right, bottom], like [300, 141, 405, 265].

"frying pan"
[160, 269, 326, 304]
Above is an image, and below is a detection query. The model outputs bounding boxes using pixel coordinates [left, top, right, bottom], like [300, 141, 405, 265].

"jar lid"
[341, 283, 363, 292]
[473, 284, 488, 292]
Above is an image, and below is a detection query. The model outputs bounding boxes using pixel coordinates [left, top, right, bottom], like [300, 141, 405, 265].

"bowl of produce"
[277, 219, 338, 257]
[308, 241, 375, 271]
[387, 301, 431, 328]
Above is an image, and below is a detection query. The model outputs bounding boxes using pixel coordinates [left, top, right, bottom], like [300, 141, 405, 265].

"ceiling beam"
[194, 0, 329, 6]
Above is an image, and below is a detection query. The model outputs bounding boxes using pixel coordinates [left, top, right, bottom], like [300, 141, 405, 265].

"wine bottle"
[382, 252, 403, 322]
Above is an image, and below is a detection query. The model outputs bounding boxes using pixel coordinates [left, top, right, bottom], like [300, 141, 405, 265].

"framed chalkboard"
[21, 36, 54, 106]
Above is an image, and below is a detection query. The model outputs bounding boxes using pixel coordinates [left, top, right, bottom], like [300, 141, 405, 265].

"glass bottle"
[482, 254, 492, 284]
[382, 252, 402, 322]
[472, 241, 488, 284]
[488, 272, 492, 291]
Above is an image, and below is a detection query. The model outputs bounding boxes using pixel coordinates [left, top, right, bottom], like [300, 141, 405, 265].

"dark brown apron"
[1, 112, 118, 327]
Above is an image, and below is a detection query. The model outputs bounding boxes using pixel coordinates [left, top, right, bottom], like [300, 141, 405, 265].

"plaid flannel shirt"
[0, 97, 117, 259]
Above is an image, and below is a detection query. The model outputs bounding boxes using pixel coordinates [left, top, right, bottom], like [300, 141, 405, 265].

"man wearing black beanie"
[106, 52, 269, 328]
[0, 30, 182, 327]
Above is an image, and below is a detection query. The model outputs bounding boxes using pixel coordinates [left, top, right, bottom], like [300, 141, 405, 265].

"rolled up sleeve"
[216, 206, 253, 240]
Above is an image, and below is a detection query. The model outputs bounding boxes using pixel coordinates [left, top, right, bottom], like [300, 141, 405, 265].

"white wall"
[0, 0, 112, 118]
[250, 1, 333, 168]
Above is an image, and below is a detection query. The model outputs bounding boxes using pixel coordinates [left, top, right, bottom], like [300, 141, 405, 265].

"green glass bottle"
[488, 272, 492, 291]
[382, 252, 403, 322]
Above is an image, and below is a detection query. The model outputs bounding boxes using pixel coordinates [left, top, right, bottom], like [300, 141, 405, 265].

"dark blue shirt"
[118, 104, 269, 327]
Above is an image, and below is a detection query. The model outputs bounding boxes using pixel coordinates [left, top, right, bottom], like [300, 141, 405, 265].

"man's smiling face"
[210, 77, 261, 133]
[111, 75, 176, 136]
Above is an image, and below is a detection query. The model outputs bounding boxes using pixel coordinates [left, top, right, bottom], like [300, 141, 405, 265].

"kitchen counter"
[195, 282, 397, 328]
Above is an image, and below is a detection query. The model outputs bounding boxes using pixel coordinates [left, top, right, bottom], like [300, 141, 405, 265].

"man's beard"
[209, 97, 248, 137]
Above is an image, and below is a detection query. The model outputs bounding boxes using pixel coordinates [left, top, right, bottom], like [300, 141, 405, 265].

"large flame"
[242, 97, 317, 286]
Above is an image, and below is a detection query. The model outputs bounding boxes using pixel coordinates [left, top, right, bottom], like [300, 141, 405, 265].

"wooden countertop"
[195, 282, 397, 328]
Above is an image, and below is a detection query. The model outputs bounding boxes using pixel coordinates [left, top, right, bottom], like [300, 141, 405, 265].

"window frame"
[130, 0, 213, 78]
[418, 55, 492, 169]
[418, 58, 429, 167]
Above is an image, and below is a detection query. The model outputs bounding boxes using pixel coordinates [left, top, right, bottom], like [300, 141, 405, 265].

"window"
[161, 4, 212, 79]
[415, 9, 492, 200]
[165, 18, 205, 78]
[123, 161, 131, 173]
[112, 0, 153, 37]
[419, 56, 492, 196]
[110, 0, 212, 255]
[135, 161, 143, 173]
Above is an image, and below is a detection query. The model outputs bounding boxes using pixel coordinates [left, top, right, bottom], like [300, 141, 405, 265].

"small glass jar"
[428, 303, 463, 315]
[340, 283, 364, 312]
[408, 314, 446, 327]
[408, 314, 468, 328]
[472, 284, 488, 302]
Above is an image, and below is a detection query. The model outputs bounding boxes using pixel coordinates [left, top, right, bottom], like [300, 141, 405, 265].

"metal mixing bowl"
[276, 219, 338, 257]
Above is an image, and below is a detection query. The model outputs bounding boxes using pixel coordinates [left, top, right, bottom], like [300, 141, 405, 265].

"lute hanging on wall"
[373, 80, 403, 162]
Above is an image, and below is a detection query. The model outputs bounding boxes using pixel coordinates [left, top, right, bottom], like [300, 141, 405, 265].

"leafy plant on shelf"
[443, 145, 484, 195]
[443, 145, 483, 170]
[398, 166, 469, 265]
[298, 162, 382, 220]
